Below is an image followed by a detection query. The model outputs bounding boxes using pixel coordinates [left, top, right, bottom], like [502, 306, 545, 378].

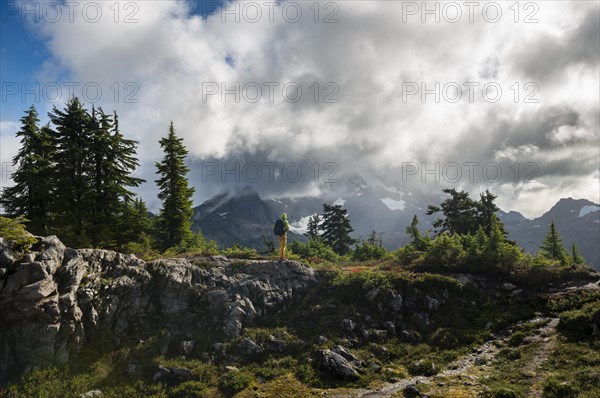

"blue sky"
[1, 0, 227, 126]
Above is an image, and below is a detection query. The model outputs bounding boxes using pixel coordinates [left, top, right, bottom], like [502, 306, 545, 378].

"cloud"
[2, 0, 598, 217]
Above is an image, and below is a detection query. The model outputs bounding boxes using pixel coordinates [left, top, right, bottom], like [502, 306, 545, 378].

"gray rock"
[341, 318, 356, 334]
[153, 365, 171, 381]
[331, 345, 357, 361]
[389, 290, 403, 312]
[317, 335, 328, 344]
[171, 366, 194, 381]
[400, 330, 420, 343]
[403, 384, 421, 397]
[425, 296, 440, 312]
[179, 340, 195, 357]
[238, 337, 264, 360]
[502, 282, 517, 291]
[382, 321, 396, 336]
[316, 349, 360, 380]
[365, 287, 380, 302]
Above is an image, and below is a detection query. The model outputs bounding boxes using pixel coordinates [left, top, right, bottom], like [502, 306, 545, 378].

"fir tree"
[47, 98, 94, 245]
[366, 230, 380, 246]
[0, 106, 54, 235]
[427, 189, 479, 235]
[117, 197, 153, 249]
[305, 214, 321, 240]
[88, 109, 145, 247]
[540, 221, 568, 264]
[405, 214, 428, 251]
[155, 122, 195, 251]
[320, 203, 354, 255]
[571, 243, 584, 265]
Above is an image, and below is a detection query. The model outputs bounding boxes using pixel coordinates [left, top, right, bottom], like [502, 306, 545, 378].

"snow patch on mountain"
[289, 215, 313, 235]
[380, 197, 406, 211]
[579, 205, 600, 218]
[333, 198, 346, 206]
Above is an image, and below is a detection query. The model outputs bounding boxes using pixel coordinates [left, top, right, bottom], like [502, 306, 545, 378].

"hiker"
[273, 213, 289, 260]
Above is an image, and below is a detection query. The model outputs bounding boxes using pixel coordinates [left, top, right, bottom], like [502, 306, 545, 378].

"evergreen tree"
[540, 221, 568, 264]
[117, 197, 153, 249]
[155, 122, 195, 251]
[427, 189, 479, 235]
[405, 214, 429, 251]
[48, 98, 94, 245]
[0, 106, 54, 235]
[305, 214, 321, 240]
[477, 190, 503, 234]
[571, 243, 584, 265]
[88, 109, 145, 247]
[366, 230, 380, 246]
[320, 203, 354, 255]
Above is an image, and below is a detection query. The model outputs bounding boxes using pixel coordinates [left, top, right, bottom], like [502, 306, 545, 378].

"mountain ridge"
[191, 187, 600, 270]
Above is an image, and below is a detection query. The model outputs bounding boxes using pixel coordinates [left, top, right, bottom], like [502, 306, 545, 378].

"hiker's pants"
[278, 234, 287, 259]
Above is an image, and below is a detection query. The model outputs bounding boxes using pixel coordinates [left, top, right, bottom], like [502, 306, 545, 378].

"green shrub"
[407, 359, 437, 376]
[392, 244, 425, 267]
[288, 238, 341, 262]
[222, 243, 261, 259]
[170, 381, 209, 398]
[352, 241, 387, 261]
[496, 348, 521, 360]
[164, 232, 219, 256]
[218, 369, 254, 395]
[0, 215, 37, 252]
[557, 301, 600, 341]
[430, 327, 460, 349]
[508, 331, 525, 347]
[543, 377, 579, 398]
[423, 234, 466, 270]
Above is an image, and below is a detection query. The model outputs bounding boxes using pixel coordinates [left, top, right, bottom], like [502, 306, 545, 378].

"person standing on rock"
[273, 213, 290, 261]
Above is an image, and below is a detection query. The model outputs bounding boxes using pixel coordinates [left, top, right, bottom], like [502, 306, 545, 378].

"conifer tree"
[320, 203, 354, 255]
[155, 122, 195, 251]
[406, 214, 429, 251]
[0, 106, 54, 235]
[571, 243, 584, 265]
[540, 221, 568, 264]
[427, 189, 479, 235]
[305, 214, 321, 240]
[47, 97, 94, 245]
[88, 110, 145, 247]
[117, 197, 153, 248]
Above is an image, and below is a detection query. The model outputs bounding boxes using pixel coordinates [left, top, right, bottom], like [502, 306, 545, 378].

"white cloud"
[3, 0, 597, 215]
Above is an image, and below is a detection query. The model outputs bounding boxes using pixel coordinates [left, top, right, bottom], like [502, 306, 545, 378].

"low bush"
[0, 215, 37, 252]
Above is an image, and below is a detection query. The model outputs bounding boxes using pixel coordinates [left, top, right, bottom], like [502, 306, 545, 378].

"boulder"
[153, 365, 171, 382]
[341, 318, 356, 334]
[316, 349, 360, 380]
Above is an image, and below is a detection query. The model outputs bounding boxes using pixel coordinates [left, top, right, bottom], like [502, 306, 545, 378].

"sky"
[1, 0, 599, 218]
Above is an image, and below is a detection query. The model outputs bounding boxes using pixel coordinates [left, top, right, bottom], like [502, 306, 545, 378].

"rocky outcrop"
[0, 236, 317, 384]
